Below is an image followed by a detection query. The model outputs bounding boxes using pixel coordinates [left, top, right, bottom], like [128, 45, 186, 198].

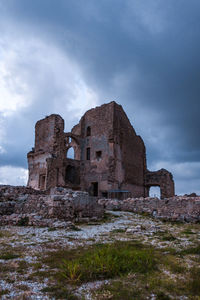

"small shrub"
[61, 261, 81, 284]
[17, 216, 29, 226]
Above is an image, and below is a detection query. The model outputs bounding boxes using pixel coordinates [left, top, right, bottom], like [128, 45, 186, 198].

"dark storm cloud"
[1, 0, 200, 193]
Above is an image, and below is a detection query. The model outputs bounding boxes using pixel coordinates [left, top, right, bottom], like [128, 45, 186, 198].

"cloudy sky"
[0, 0, 200, 195]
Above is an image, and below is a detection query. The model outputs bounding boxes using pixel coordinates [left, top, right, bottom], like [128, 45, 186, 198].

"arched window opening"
[149, 186, 160, 199]
[66, 147, 75, 159]
[86, 126, 91, 136]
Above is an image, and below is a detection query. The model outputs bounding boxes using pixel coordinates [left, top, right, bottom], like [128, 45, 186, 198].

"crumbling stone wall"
[112, 103, 147, 196]
[0, 185, 104, 226]
[27, 114, 66, 190]
[27, 101, 175, 198]
[145, 169, 175, 199]
[99, 196, 200, 223]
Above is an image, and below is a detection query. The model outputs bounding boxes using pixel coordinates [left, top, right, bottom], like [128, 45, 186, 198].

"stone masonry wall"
[0, 185, 104, 227]
[99, 196, 200, 222]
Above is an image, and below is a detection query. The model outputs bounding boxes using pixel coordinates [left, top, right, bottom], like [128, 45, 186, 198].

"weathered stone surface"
[27, 101, 175, 199]
[99, 196, 200, 222]
[0, 185, 104, 226]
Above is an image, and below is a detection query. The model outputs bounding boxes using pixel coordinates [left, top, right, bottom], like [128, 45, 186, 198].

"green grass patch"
[0, 289, 9, 296]
[111, 228, 126, 233]
[180, 244, 200, 256]
[0, 252, 20, 260]
[161, 254, 186, 274]
[187, 267, 200, 295]
[57, 241, 156, 284]
[0, 230, 12, 238]
[17, 260, 29, 274]
[48, 227, 57, 232]
[181, 229, 196, 235]
[161, 234, 176, 241]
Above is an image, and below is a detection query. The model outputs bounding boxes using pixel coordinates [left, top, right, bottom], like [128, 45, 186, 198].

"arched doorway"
[66, 147, 75, 159]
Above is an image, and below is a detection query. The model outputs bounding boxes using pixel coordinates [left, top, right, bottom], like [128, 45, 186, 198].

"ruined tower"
[27, 101, 175, 199]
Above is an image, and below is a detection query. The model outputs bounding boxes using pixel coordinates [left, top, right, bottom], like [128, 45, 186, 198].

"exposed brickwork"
[145, 169, 175, 199]
[27, 101, 175, 198]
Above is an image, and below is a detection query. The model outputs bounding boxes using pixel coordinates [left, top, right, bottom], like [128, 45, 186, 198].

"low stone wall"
[1, 185, 200, 226]
[99, 196, 200, 222]
[0, 185, 104, 227]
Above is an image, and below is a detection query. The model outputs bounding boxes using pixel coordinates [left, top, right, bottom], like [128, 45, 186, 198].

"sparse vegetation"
[56, 241, 156, 284]
[182, 229, 196, 235]
[42, 286, 78, 299]
[70, 224, 82, 231]
[0, 252, 20, 260]
[111, 228, 126, 233]
[48, 227, 57, 232]
[180, 244, 200, 256]
[0, 289, 9, 296]
[0, 230, 12, 238]
[0, 211, 200, 299]
[161, 234, 176, 241]
[17, 216, 29, 226]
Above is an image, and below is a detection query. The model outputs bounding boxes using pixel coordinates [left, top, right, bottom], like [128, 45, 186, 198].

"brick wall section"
[145, 169, 175, 199]
[27, 101, 175, 198]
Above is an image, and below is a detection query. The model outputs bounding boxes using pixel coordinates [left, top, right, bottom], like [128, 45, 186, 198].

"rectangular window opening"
[39, 174, 46, 190]
[96, 151, 102, 160]
[92, 182, 98, 196]
[86, 147, 90, 160]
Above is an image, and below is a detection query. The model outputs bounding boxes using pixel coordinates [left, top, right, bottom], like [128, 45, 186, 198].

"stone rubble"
[0, 185, 104, 227]
[1, 185, 200, 226]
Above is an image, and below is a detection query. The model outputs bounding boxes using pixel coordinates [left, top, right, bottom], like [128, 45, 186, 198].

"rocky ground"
[0, 210, 200, 299]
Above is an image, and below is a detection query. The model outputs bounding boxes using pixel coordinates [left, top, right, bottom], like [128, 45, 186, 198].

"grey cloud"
[1, 0, 200, 193]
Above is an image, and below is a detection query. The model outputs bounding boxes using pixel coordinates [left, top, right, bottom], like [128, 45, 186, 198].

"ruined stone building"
[27, 101, 175, 199]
